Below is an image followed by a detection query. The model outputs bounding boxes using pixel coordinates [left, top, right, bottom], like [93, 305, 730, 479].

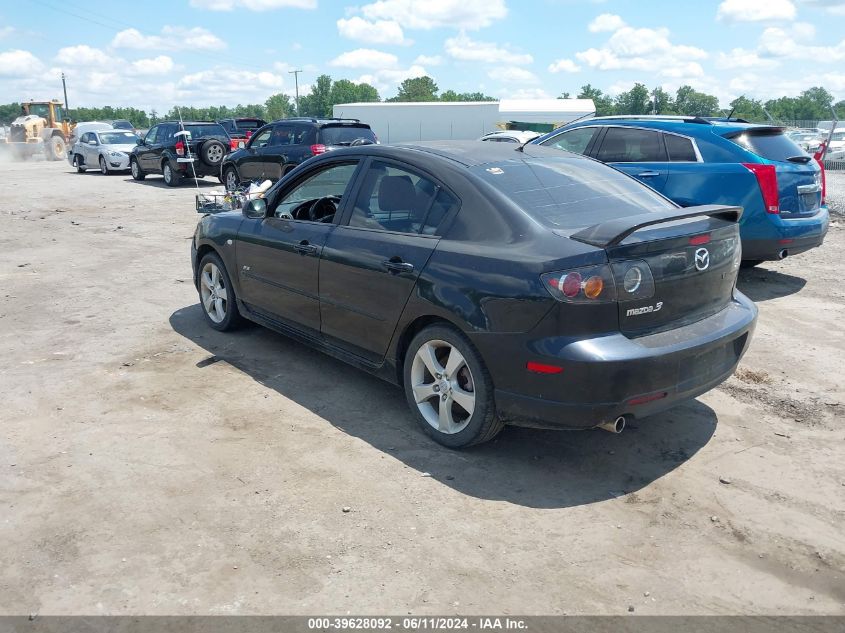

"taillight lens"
[246, 130, 253, 139]
[230, 139, 238, 151]
[610, 260, 655, 300]
[310, 144, 327, 155]
[175, 140, 185, 156]
[742, 163, 780, 214]
[542, 264, 616, 304]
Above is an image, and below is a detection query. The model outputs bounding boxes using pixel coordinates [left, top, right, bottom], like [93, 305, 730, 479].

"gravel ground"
[0, 160, 843, 616]
[824, 170, 845, 215]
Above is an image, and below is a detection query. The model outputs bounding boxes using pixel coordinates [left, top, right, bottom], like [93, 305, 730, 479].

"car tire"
[46, 136, 66, 161]
[402, 324, 503, 448]
[163, 161, 182, 187]
[224, 166, 240, 192]
[199, 139, 226, 167]
[99, 156, 109, 175]
[197, 252, 243, 332]
[130, 157, 145, 181]
[73, 154, 86, 173]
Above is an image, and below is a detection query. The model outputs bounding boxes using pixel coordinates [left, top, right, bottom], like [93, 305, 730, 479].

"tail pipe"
[597, 416, 626, 434]
[778, 249, 788, 260]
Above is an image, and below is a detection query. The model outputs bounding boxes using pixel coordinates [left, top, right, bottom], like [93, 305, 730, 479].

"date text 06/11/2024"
[306, 617, 528, 630]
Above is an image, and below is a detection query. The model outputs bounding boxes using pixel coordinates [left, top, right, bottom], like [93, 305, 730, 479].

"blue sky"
[1, 0, 844, 112]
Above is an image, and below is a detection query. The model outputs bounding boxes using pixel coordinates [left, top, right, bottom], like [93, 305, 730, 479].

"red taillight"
[627, 392, 668, 406]
[560, 272, 582, 298]
[246, 130, 253, 139]
[742, 163, 780, 214]
[689, 234, 711, 246]
[526, 361, 564, 374]
[230, 139, 238, 151]
[175, 140, 185, 156]
[310, 144, 327, 155]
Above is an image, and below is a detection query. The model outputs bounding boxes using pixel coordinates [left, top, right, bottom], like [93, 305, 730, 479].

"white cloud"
[0, 49, 44, 76]
[575, 25, 707, 78]
[758, 23, 845, 60]
[354, 64, 428, 94]
[360, 0, 506, 30]
[189, 0, 316, 9]
[329, 48, 399, 69]
[716, 48, 781, 69]
[717, 0, 796, 22]
[111, 26, 226, 51]
[502, 87, 553, 100]
[444, 32, 532, 65]
[589, 13, 626, 32]
[801, 0, 845, 15]
[55, 45, 111, 68]
[489, 66, 540, 84]
[130, 56, 175, 75]
[337, 17, 408, 45]
[548, 58, 580, 73]
[413, 54, 442, 65]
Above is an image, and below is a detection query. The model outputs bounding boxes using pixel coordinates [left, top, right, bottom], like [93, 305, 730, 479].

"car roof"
[563, 116, 782, 137]
[378, 140, 593, 167]
[271, 117, 368, 127]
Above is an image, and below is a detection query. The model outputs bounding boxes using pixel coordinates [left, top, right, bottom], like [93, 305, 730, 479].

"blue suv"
[531, 116, 829, 265]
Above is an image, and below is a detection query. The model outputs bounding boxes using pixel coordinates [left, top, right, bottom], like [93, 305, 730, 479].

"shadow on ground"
[737, 265, 807, 301]
[122, 175, 222, 189]
[170, 304, 718, 509]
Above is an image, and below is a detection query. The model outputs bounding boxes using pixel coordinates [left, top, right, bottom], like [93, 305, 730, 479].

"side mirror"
[136, 138, 144, 145]
[243, 198, 267, 219]
[88, 140, 97, 146]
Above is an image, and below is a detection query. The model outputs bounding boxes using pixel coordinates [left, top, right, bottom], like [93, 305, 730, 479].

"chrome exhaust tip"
[597, 416, 626, 434]
[778, 249, 788, 260]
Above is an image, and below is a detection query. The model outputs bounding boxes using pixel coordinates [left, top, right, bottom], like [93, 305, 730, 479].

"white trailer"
[332, 99, 595, 143]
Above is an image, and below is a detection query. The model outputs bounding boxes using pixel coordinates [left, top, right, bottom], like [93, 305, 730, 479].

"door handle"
[382, 259, 414, 274]
[637, 171, 660, 177]
[294, 241, 318, 256]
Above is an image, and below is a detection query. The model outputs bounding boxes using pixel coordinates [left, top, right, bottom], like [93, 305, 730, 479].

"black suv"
[220, 117, 376, 190]
[218, 117, 267, 142]
[130, 121, 231, 187]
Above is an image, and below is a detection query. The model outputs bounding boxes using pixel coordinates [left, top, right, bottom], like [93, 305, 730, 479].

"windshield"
[319, 126, 376, 146]
[831, 131, 845, 142]
[28, 104, 50, 118]
[99, 131, 139, 145]
[236, 120, 264, 130]
[728, 130, 808, 161]
[112, 121, 133, 130]
[184, 124, 228, 139]
[473, 157, 676, 231]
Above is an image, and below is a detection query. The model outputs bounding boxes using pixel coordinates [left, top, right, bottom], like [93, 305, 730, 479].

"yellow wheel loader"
[4, 100, 74, 161]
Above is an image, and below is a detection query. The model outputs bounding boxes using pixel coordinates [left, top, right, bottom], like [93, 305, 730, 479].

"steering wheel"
[308, 196, 339, 222]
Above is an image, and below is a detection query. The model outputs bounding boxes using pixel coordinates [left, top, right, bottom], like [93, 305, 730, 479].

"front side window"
[349, 161, 455, 235]
[595, 127, 666, 163]
[273, 162, 360, 221]
[541, 127, 599, 155]
[250, 128, 273, 148]
[144, 126, 159, 144]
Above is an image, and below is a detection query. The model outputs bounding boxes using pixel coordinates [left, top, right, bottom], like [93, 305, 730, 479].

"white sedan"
[69, 129, 140, 174]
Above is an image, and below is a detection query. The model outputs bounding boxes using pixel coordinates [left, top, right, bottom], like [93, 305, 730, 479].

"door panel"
[236, 219, 333, 331]
[319, 227, 438, 362]
[238, 127, 272, 180]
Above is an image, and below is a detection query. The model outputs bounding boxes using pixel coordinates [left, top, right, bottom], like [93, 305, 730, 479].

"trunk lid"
[570, 206, 742, 336]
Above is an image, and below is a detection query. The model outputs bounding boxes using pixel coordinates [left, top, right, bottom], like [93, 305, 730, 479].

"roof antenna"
[726, 106, 736, 120]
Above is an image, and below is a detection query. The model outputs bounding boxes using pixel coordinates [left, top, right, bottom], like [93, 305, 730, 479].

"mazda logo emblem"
[694, 248, 710, 271]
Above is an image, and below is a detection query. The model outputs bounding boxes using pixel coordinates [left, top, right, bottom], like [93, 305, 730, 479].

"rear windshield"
[319, 125, 376, 146]
[728, 129, 807, 162]
[112, 121, 133, 130]
[184, 124, 228, 139]
[235, 120, 265, 130]
[473, 157, 675, 231]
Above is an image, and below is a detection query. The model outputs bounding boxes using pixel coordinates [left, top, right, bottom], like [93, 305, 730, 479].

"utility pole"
[289, 69, 303, 116]
[61, 72, 70, 118]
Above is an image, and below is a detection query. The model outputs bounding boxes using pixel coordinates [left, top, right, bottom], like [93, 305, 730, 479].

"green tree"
[615, 83, 651, 115]
[298, 74, 333, 117]
[728, 95, 766, 122]
[674, 85, 719, 116]
[652, 87, 676, 114]
[390, 76, 439, 102]
[328, 79, 380, 107]
[439, 90, 496, 102]
[558, 92, 571, 99]
[265, 93, 293, 120]
[577, 84, 614, 116]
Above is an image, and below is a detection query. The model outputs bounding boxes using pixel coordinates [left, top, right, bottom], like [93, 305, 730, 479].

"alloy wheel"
[199, 261, 228, 324]
[225, 169, 238, 191]
[163, 164, 172, 184]
[410, 340, 476, 434]
[207, 144, 223, 163]
[131, 160, 139, 178]
[100, 156, 108, 174]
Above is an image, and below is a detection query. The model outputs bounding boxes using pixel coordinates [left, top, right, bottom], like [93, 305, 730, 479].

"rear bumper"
[742, 207, 829, 260]
[486, 292, 757, 430]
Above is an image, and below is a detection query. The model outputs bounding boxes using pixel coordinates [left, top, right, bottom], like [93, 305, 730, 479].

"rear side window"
[473, 157, 675, 231]
[664, 134, 699, 162]
[185, 124, 228, 139]
[540, 127, 598, 155]
[728, 129, 807, 162]
[596, 127, 666, 162]
[319, 125, 376, 146]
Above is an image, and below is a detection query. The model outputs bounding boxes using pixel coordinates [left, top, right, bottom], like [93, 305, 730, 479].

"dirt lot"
[0, 159, 843, 616]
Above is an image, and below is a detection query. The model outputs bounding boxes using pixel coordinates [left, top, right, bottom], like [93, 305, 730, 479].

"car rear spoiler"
[568, 205, 743, 248]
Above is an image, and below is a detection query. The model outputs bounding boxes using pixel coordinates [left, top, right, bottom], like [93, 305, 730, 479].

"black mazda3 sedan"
[190, 142, 757, 447]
